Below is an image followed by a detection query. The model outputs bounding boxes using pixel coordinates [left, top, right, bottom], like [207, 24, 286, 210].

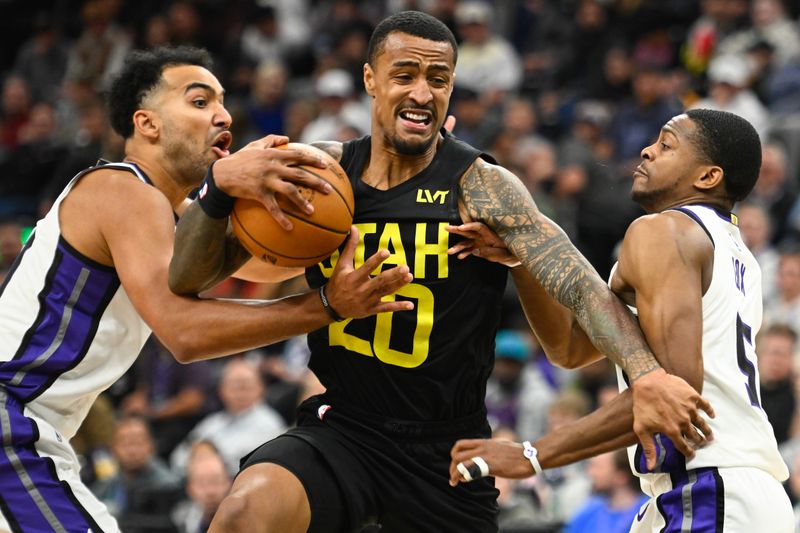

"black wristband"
[197, 163, 235, 219]
[319, 284, 345, 322]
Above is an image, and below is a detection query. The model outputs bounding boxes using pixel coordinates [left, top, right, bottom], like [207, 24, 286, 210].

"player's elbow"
[168, 266, 203, 295]
[156, 331, 208, 364]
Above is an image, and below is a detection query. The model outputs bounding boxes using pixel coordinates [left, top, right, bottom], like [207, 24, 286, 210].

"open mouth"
[399, 109, 433, 129]
[211, 131, 233, 158]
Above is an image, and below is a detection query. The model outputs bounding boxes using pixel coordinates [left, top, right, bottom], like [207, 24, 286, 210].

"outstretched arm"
[459, 161, 656, 380]
[449, 211, 715, 482]
[458, 163, 713, 467]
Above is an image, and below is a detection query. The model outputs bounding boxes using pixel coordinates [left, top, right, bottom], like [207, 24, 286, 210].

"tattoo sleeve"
[310, 141, 344, 162]
[168, 201, 252, 294]
[459, 162, 660, 381]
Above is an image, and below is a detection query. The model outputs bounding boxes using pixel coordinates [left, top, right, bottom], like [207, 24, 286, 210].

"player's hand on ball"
[324, 227, 415, 319]
[449, 439, 533, 486]
[631, 369, 715, 470]
[212, 134, 331, 230]
[446, 222, 520, 267]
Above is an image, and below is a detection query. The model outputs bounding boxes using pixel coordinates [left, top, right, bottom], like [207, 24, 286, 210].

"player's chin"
[393, 134, 436, 156]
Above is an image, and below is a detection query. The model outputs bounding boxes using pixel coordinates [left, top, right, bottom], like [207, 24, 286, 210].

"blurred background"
[1, 0, 800, 531]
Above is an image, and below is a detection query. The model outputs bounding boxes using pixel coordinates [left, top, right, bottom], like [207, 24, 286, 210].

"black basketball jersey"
[305, 132, 508, 422]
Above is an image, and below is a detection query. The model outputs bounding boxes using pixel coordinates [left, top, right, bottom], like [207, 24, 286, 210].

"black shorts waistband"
[308, 394, 489, 441]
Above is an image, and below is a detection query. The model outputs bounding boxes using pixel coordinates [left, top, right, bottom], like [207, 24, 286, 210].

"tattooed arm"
[459, 160, 656, 379]
[457, 160, 713, 469]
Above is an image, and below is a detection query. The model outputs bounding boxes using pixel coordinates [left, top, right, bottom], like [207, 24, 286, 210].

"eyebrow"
[183, 82, 225, 97]
[391, 60, 451, 72]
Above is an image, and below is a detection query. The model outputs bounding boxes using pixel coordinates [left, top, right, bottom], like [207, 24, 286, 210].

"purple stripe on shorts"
[0, 391, 100, 531]
[0, 242, 119, 401]
[634, 434, 687, 474]
[656, 467, 724, 532]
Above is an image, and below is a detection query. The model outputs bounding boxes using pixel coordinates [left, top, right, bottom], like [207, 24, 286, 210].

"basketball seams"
[231, 142, 354, 266]
[231, 208, 333, 262]
[298, 166, 354, 218]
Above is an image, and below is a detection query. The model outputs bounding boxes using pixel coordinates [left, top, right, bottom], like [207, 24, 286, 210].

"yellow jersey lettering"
[373, 283, 434, 368]
[377, 223, 407, 274]
[416, 189, 450, 204]
[329, 318, 374, 357]
[354, 223, 377, 271]
[317, 249, 340, 279]
[414, 222, 449, 280]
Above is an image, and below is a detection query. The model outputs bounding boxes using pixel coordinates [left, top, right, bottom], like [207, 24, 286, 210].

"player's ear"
[364, 63, 376, 98]
[133, 109, 160, 140]
[695, 165, 724, 191]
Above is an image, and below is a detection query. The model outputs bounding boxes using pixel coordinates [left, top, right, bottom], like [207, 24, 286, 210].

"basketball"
[230, 143, 354, 267]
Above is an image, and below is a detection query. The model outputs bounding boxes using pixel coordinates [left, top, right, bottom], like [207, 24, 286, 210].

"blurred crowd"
[1, 0, 800, 531]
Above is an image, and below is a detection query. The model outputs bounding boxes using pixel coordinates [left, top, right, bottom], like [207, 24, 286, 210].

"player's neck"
[363, 135, 439, 189]
[123, 150, 195, 209]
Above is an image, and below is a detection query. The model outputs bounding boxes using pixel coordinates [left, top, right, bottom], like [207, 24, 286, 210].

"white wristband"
[522, 441, 543, 475]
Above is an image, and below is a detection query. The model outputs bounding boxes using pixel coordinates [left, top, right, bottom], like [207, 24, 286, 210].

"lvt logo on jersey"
[416, 189, 449, 204]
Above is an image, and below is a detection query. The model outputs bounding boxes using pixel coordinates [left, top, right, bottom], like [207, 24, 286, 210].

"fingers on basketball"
[231, 143, 354, 267]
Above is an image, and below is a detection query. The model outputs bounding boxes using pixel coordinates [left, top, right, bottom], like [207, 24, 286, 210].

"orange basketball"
[230, 143, 354, 267]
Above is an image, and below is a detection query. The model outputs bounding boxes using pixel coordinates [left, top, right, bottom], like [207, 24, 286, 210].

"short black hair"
[108, 46, 213, 138]
[685, 109, 762, 203]
[367, 11, 457, 67]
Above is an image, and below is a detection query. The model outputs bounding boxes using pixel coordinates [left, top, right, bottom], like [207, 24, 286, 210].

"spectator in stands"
[758, 324, 800, 445]
[529, 390, 593, 526]
[749, 142, 797, 243]
[609, 65, 681, 173]
[170, 358, 285, 477]
[92, 415, 182, 533]
[12, 10, 69, 104]
[449, 86, 500, 151]
[682, 0, 750, 75]
[716, 0, 800, 67]
[690, 54, 772, 138]
[564, 450, 647, 533]
[299, 68, 368, 143]
[765, 250, 800, 335]
[0, 101, 64, 218]
[738, 202, 780, 305]
[121, 337, 216, 459]
[454, 1, 522, 102]
[64, 0, 131, 93]
[172, 442, 232, 533]
[232, 60, 289, 145]
[485, 329, 556, 442]
[0, 74, 32, 155]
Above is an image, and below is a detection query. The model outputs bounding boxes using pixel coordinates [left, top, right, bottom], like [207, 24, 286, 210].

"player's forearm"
[156, 290, 330, 362]
[535, 390, 637, 468]
[170, 201, 247, 294]
[510, 266, 602, 369]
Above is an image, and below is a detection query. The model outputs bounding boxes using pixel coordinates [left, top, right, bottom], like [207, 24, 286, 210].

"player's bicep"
[617, 217, 705, 389]
[100, 182, 188, 327]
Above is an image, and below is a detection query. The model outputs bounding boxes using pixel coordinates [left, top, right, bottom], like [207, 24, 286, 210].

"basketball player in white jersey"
[0, 46, 415, 532]
[449, 109, 793, 531]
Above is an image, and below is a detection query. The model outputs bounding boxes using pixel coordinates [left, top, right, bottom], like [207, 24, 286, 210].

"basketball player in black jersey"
[170, 11, 713, 533]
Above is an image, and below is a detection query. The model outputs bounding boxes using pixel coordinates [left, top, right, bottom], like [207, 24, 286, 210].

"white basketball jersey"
[615, 204, 789, 489]
[0, 163, 152, 440]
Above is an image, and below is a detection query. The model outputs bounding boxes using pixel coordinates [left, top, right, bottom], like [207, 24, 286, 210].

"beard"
[161, 121, 212, 186]
[388, 131, 437, 156]
[630, 179, 679, 212]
